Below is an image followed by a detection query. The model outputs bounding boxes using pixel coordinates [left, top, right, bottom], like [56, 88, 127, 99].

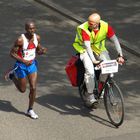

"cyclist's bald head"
[88, 13, 101, 23]
[88, 13, 101, 30]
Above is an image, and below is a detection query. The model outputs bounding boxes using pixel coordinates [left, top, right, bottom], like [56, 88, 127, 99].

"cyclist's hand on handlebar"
[93, 60, 103, 65]
[93, 60, 103, 68]
[93, 60, 103, 70]
[117, 56, 125, 65]
[93, 60, 101, 65]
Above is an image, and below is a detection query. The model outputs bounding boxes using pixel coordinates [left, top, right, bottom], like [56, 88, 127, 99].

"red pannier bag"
[65, 55, 79, 87]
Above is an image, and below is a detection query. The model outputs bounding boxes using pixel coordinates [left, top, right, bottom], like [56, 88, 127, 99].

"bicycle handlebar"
[94, 56, 127, 70]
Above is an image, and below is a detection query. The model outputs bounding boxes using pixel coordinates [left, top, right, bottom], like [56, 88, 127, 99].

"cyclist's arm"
[107, 26, 124, 64]
[107, 26, 123, 57]
[82, 30, 99, 64]
[110, 35, 123, 57]
[36, 35, 47, 55]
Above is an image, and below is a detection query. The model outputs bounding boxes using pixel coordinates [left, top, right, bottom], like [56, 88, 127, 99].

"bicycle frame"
[95, 73, 113, 99]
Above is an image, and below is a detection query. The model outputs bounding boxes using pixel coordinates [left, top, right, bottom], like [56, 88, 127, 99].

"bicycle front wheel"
[104, 80, 125, 127]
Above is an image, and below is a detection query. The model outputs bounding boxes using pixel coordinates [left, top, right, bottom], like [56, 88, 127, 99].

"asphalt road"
[0, 0, 140, 140]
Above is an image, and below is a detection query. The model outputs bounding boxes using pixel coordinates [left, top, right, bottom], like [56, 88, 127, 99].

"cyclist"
[73, 12, 124, 107]
[5, 21, 47, 119]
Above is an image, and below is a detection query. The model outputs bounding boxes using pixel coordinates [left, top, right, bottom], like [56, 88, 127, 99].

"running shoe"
[26, 109, 39, 119]
[4, 66, 18, 81]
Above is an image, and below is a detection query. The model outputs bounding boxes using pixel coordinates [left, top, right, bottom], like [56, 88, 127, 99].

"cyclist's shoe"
[4, 66, 18, 81]
[89, 94, 97, 104]
[26, 109, 39, 119]
[85, 94, 98, 108]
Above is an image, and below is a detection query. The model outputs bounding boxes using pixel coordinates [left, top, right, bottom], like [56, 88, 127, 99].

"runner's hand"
[37, 47, 47, 55]
[22, 60, 32, 66]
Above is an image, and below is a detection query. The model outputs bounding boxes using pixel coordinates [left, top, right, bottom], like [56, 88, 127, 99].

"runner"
[5, 21, 47, 119]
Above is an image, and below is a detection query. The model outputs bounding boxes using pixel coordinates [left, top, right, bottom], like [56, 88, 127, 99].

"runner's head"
[25, 21, 36, 36]
[88, 13, 101, 30]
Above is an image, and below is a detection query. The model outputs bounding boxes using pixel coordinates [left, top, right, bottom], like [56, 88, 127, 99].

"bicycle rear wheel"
[104, 79, 125, 127]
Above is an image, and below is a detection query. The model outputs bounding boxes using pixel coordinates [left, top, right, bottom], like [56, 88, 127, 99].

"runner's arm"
[10, 37, 32, 65]
[36, 35, 47, 55]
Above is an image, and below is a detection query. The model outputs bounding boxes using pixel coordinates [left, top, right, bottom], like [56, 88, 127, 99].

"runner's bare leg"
[12, 77, 27, 93]
[27, 72, 37, 109]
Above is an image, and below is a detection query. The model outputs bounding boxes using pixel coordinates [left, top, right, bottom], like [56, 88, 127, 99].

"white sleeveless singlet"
[21, 33, 38, 61]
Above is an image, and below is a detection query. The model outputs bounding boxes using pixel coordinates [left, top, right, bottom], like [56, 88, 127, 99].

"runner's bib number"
[23, 49, 36, 61]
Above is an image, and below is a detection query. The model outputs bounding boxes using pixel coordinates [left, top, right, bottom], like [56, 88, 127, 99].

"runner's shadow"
[36, 93, 115, 128]
[0, 100, 25, 115]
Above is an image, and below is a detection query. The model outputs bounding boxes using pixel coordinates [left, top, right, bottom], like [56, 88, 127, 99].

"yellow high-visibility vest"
[73, 20, 108, 55]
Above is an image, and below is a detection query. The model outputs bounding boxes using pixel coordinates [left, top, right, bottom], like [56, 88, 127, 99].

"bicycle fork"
[106, 81, 117, 106]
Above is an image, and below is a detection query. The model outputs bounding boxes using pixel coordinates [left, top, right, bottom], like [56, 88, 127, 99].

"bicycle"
[78, 59, 125, 127]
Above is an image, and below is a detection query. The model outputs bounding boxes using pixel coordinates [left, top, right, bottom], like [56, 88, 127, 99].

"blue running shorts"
[14, 60, 38, 78]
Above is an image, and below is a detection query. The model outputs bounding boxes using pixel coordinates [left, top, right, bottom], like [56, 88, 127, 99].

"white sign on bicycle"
[101, 60, 118, 74]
